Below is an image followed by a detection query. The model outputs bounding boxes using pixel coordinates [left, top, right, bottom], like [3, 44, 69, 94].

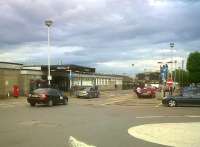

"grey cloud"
[0, 0, 200, 74]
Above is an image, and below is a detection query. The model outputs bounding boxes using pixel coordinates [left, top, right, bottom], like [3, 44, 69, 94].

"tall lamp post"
[157, 61, 163, 82]
[170, 42, 174, 80]
[131, 64, 134, 78]
[174, 60, 177, 83]
[45, 20, 53, 86]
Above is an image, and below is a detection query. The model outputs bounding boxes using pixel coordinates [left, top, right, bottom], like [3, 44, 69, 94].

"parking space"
[0, 90, 162, 109]
[1, 90, 200, 147]
[70, 90, 162, 107]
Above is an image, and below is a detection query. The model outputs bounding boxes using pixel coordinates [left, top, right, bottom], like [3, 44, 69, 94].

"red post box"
[13, 85, 20, 97]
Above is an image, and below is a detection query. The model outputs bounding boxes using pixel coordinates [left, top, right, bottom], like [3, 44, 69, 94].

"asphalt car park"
[1, 90, 200, 147]
[70, 90, 162, 107]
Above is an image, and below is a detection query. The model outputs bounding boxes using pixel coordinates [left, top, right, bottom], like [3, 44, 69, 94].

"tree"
[186, 51, 200, 83]
[172, 69, 189, 86]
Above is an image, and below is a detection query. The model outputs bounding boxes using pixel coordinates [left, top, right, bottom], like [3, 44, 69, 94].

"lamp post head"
[45, 20, 53, 27]
[170, 42, 174, 48]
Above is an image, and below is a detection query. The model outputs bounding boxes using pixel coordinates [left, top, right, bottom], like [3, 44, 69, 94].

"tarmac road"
[0, 90, 200, 147]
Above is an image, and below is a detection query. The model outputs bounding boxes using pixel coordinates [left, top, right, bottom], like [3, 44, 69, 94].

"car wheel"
[30, 102, 36, 107]
[48, 99, 54, 107]
[63, 98, 68, 105]
[168, 99, 177, 107]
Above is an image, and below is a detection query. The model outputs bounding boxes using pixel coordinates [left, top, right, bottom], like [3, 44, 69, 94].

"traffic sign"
[167, 79, 173, 87]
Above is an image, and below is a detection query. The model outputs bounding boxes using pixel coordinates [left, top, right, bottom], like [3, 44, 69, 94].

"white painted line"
[155, 103, 162, 107]
[136, 116, 165, 119]
[136, 115, 200, 119]
[128, 122, 200, 147]
[185, 115, 200, 118]
[68, 136, 96, 147]
[101, 99, 129, 105]
[0, 104, 14, 108]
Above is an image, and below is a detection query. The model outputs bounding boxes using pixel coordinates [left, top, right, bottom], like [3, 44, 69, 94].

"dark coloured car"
[76, 86, 100, 98]
[27, 88, 68, 107]
[162, 87, 200, 107]
[136, 86, 156, 98]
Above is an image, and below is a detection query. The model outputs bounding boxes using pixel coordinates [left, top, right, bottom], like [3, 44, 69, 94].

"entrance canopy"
[41, 64, 95, 74]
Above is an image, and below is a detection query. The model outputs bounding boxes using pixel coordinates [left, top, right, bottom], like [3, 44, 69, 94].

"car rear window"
[83, 87, 91, 91]
[33, 89, 48, 94]
[48, 89, 58, 95]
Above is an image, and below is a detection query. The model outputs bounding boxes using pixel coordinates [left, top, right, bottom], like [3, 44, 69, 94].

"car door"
[179, 90, 193, 105]
[50, 89, 60, 103]
[191, 88, 200, 105]
[90, 88, 95, 97]
[56, 90, 64, 102]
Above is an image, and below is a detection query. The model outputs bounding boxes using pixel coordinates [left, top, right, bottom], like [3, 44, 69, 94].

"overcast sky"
[0, 0, 199, 75]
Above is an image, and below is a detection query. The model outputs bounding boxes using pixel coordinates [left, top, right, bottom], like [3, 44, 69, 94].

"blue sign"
[160, 64, 168, 82]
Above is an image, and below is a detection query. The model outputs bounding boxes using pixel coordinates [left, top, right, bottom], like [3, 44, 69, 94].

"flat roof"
[41, 64, 96, 73]
[0, 62, 23, 65]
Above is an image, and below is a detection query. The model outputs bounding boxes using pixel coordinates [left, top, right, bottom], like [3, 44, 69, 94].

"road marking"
[101, 98, 129, 105]
[155, 103, 162, 107]
[128, 122, 200, 147]
[0, 103, 14, 108]
[19, 120, 61, 128]
[136, 115, 200, 119]
[68, 136, 96, 147]
[185, 115, 200, 118]
[136, 116, 166, 119]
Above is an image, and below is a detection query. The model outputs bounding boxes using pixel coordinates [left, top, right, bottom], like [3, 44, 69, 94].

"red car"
[136, 86, 156, 98]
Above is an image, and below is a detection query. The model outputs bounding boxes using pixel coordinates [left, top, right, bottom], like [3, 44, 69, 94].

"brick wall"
[0, 69, 20, 98]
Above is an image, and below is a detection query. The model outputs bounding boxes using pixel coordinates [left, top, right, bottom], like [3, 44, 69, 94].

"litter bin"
[12, 85, 20, 97]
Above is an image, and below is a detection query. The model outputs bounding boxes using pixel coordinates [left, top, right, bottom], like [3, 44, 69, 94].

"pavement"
[128, 122, 200, 147]
[0, 90, 200, 147]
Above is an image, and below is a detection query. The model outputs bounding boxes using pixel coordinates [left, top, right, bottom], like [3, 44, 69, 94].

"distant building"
[0, 62, 23, 98]
[136, 71, 160, 84]
[38, 64, 123, 91]
[0, 62, 124, 98]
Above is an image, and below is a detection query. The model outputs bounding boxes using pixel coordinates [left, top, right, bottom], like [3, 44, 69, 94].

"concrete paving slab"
[128, 122, 200, 147]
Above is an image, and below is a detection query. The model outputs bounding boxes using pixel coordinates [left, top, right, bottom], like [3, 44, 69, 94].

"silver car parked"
[76, 86, 100, 98]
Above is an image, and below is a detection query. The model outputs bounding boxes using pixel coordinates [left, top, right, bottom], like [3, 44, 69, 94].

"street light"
[174, 60, 177, 83]
[181, 59, 184, 87]
[131, 64, 135, 80]
[170, 42, 174, 80]
[45, 19, 53, 86]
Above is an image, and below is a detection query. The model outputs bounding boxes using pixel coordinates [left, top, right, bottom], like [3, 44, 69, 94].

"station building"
[0, 62, 123, 98]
